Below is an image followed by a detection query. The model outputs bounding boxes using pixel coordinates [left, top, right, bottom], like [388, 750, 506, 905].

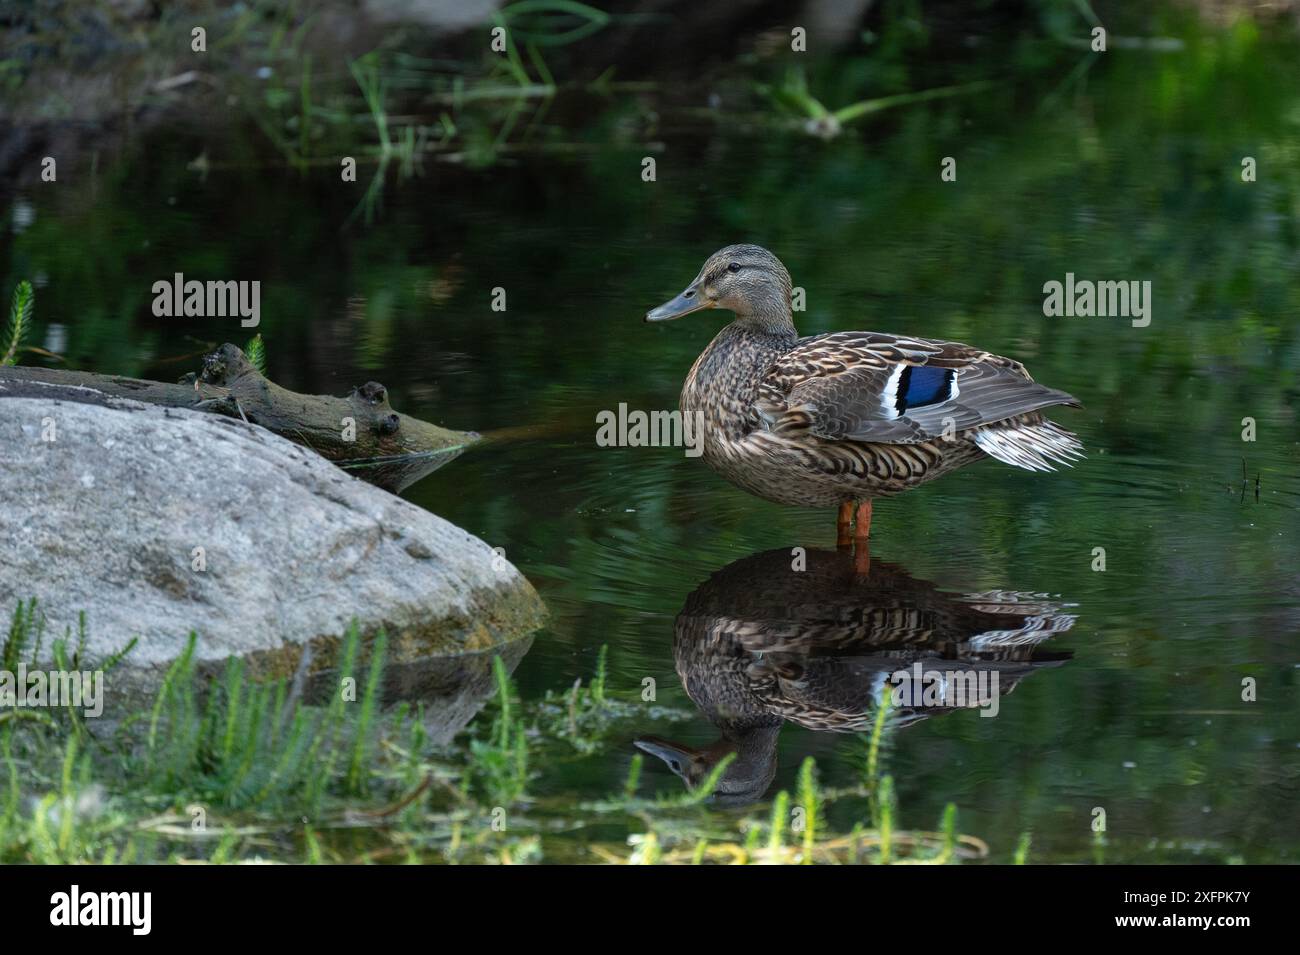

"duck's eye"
[727, 262, 741, 273]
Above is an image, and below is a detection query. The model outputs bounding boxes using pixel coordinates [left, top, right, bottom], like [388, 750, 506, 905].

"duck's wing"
[754, 331, 1080, 445]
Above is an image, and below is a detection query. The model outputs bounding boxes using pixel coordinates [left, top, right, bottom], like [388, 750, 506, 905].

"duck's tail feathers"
[974, 419, 1085, 473]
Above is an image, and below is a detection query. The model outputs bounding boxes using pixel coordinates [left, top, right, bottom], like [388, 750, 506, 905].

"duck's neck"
[697, 725, 780, 804]
[682, 322, 796, 437]
[734, 300, 797, 337]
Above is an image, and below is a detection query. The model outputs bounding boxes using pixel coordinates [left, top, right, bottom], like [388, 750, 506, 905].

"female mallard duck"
[645, 245, 1083, 543]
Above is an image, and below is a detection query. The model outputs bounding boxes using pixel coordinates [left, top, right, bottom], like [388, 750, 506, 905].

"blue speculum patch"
[897, 365, 953, 411]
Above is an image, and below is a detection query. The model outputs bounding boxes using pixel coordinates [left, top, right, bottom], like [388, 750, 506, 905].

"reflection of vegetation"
[760, 67, 999, 139]
[496, 1, 611, 47]
[211, 0, 627, 187]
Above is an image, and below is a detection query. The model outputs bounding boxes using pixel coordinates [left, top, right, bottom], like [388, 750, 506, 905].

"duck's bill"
[645, 290, 711, 322]
[633, 736, 698, 767]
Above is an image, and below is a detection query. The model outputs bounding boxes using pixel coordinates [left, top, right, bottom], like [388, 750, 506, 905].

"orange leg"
[854, 499, 873, 541]
[852, 500, 873, 575]
[853, 537, 871, 576]
[836, 502, 854, 548]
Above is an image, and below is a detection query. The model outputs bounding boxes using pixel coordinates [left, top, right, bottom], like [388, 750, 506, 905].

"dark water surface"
[4, 13, 1299, 862]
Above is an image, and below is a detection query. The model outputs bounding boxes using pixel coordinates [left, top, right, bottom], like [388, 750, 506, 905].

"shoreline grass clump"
[136, 626, 389, 811]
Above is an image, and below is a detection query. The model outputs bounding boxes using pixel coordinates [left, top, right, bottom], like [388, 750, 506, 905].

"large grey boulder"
[0, 395, 544, 671]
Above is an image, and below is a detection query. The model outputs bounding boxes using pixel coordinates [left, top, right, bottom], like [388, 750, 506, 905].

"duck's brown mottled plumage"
[647, 245, 1084, 512]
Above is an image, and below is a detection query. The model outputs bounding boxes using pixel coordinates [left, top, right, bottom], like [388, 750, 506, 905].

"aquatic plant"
[466, 655, 532, 807]
[1, 280, 33, 367]
[244, 334, 267, 376]
[536, 644, 620, 752]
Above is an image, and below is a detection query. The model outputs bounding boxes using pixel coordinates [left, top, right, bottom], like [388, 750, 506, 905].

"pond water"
[3, 8, 1298, 862]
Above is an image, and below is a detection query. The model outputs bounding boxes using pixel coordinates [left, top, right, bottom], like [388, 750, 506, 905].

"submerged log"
[0, 343, 475, 492]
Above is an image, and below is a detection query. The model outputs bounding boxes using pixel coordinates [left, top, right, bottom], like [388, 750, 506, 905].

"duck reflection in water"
[635, 545, 1076, 807]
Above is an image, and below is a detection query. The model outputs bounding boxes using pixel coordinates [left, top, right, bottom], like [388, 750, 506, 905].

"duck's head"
[633, 732, 779, 807]
[645, 244, 794, 333]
